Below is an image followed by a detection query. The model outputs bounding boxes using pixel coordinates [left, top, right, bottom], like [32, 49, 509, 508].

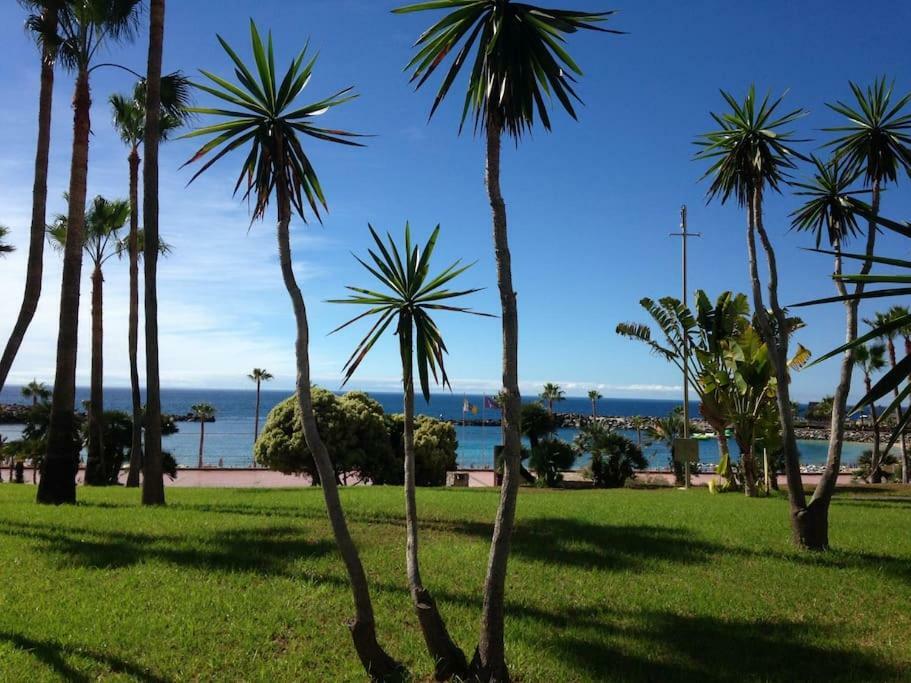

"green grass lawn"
[0, 485, 908, 682]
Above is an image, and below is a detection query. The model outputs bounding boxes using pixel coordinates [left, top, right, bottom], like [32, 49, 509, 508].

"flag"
[463, 398, 479, 415]
[484, 395, 499, 410]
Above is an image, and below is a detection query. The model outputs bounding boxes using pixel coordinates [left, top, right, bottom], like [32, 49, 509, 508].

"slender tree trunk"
[736, 435, 758, 497]
[402, 341, 468, 680]
[273, 139, 400, 680]
[141, 0, 165, 505]
[84, 264, 106, 485]
[745, 186, 811, 544]
[197, 419, 205, 468]
[126, 148, 142, 487]
[254, 379, 261, 442]
[0, 6, 56, 393]
[474, 115, 522, 683]
[37, 67, 91, 505]
[903, 336, 911, 483]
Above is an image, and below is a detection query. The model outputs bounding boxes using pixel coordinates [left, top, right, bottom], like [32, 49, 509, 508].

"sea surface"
[0, 386, 868, 469]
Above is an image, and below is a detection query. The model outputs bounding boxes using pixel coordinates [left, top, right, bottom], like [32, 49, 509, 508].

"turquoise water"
[0, 386, 868, 469]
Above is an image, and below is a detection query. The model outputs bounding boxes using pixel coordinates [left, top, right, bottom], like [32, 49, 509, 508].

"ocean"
[0, 386, 868, 469]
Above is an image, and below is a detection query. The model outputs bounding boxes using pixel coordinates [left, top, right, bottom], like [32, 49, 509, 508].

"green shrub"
[528, 437, 576, 487]
[574, 423, 648, 488]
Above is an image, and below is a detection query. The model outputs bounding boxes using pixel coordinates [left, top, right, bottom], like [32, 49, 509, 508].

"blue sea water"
[0, 386, 867, 469]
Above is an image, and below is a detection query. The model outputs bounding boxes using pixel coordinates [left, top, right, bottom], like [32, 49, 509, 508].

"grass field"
[0, 485, 908, 682]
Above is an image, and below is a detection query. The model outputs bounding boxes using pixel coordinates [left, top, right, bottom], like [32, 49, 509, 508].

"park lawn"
[0, 485, 908, 682]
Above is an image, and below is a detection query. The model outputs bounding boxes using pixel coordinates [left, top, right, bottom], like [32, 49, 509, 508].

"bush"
[574, 423, 647, 488]
[528, 437, 576, 487]
[254, 388, 457, 486]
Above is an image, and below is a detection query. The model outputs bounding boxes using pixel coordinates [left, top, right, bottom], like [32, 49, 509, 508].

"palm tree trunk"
[273, 138, 400, 679]
[740, 445, 758, 497]
[141, 0, 166, 506]
[253, 379, 261, 443]
[84, 263, 106, 485]
[746, 186, 810, 543]
[197, 419, 204, 468]
[402, 342, 468, 680]
[37, 67, 91, 506]
[126, 148, 142, 488]
[0, 5, 56, 393]
[475, 115, 522, 683]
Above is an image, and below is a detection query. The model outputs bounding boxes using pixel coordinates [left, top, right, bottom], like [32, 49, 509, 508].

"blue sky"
[1, 0, 910, 402]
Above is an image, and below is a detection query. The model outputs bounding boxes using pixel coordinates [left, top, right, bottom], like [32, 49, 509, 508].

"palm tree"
[854, 344, 887, 482]
[110, 73, 190, 489]
[0, 1, 59, 395]
[540, 382, 565, 415]
[695, 87, 817, 545]
[36, 0, 144, 505]
[22, 379, 50, 407]
[648, 412, 687, 485]
[141, 0, 166, 506]
[248, 368, 273, 443]
[190, 402, 215, 468]
[0, 227, 13, 256]
[330, 223, 488, 679]
[629, 416, 649, 447]
[394, 3, 620, 676]
[182, 22, 400, 676]
[48, 196, 130, 485]
[587, 390, 603, 418]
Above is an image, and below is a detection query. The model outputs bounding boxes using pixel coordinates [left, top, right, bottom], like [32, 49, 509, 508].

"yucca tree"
[22, 379, 51, 407]
[854, 344, 887, 481]
[0, 2, 59, 395]
[330, 223, 489, 680]
[540, 382, 565, 414]
[182, 21, 401, 677]
[36, 0, 144, 505]
[790, 153, 875, 523]
[48, 196, 130, 485]
[110, 72, 190, 489]
[189, 402, 215, 468]
[694, 87, 819, 545]
[248, 368, 273, 443]
[587, 389, 602, 417]
[394, 3, 620, 676]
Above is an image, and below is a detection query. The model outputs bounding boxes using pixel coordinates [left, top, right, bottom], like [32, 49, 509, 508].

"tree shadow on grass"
[547, 607, 902, 682]
[0, 631, 170, 683]
[0, 520, 333, 575]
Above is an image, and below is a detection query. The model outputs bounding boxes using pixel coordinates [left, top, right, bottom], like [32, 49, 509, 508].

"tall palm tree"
[141, 0, 166, 506]
[182, 22, 401, 677]
[695, 87, 816, 545]
[22, 379, 51, 407]
[394, 3, 619, 676]
[330, 223, 489, 680]
[190, 402, 215, 468]
[0, 1, 59, 395]
[588, 389, 602, 418]
[110, 73, 190, 488]
[0, 227, 13, 256]
[248, 368, 273, 443]
[865, 309, 909, 482]
[36, 0, 144, 505]
[540, 382, 565, 415]
[854, 344, 887, 481]
[48, 196, 130, 485]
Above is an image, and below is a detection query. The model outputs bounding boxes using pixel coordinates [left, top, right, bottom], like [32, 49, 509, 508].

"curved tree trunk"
[402, 351, 468, 680]
[37, 67, 91, 506]
[126, 148, 142, 488]
[0, 5, 56, 393]
[745, 186, 810, 544]
[84, 264, 106, 485]
[474, 115, 522, 683]
[141, 0, 165, 506]
[273, 138, 401, 680]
